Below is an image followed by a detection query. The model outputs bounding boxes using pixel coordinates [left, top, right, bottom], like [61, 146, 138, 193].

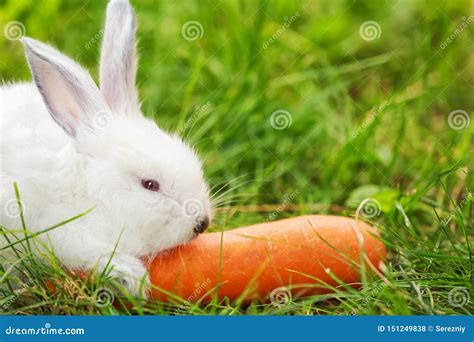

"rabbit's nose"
[194, 217, 209, 234]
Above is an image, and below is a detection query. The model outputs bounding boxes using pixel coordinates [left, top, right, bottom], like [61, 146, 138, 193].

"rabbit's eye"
[142, 179, 160, 192]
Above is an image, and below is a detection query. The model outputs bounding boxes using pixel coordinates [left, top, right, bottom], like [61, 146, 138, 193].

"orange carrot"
[148, 215, 386, 303]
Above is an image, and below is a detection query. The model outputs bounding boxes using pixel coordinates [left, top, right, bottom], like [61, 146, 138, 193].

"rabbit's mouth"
[140, 233, 200, 262]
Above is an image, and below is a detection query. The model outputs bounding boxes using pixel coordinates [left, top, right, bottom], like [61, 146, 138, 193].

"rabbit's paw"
[106, 255, 150, 298]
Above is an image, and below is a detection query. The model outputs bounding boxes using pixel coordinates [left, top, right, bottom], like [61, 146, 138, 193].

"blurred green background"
[1, 0, 472, 213]
[0, 0, 472, 314]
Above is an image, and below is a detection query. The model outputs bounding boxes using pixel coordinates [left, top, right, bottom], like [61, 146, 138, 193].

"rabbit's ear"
[100, 0, 139, 115]
[22, 37, 110, 137]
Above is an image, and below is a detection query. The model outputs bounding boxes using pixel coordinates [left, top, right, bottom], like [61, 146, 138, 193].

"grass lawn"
[0, 0, 472, 315]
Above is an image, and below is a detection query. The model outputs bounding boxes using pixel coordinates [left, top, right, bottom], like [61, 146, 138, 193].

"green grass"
[1, 0, 473, 315]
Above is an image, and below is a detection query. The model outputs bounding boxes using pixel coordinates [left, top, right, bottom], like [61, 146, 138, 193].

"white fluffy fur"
[0, 0, 211, 296]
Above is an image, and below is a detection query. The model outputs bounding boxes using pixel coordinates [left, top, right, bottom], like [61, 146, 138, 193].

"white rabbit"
[0, 0, 211, 296]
